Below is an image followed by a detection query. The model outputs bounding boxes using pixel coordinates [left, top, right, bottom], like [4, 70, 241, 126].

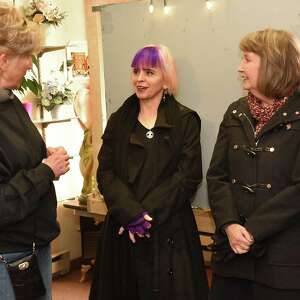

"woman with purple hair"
[89, 45, 208, 300]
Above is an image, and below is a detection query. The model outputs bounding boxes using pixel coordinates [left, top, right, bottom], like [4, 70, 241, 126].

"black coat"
[0, 90, 59, 252]
[207, 92, 300, 289]
[90, 94, 208, 300]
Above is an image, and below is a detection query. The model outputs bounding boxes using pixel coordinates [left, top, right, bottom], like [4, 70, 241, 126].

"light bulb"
[163, 0, 170, 15]
[149, 0, 154, 13]
[164, 6, 170, 14]
[206, 0, 213, 11]
[149, 3, 154, 13]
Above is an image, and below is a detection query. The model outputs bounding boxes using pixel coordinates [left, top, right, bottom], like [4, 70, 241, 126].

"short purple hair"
[131, 45, 178, 95]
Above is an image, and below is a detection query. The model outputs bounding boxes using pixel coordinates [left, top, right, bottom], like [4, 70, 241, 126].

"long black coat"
[207, 92, 300, 289]
[90, 94, 208, 300]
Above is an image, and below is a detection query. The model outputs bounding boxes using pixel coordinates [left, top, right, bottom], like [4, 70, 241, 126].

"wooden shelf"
[38, 46, 66, 58]
[33, 116, 78, 126]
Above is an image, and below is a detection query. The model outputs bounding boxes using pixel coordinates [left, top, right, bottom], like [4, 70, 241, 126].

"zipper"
[242, 113, 260, 146]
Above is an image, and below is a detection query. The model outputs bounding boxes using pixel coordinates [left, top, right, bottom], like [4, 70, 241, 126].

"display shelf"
[33, 116, 78, 126]
[38, 45, 66, 58]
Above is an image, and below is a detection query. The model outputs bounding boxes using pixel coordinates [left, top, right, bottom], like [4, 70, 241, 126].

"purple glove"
[124, 211, 151, 235]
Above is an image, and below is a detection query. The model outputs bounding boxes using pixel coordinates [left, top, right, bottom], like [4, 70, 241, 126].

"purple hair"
[131, 46, 163, 69]
[130, 45, 178, 95]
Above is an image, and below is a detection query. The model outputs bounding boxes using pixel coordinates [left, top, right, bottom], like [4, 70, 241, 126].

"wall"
[100, 0, 300, 207]
[15, 0, 88, 260]
[50, 0, 87, 260]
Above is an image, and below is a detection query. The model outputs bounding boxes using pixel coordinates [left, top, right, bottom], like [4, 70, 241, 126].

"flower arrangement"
[40, 79, 73, 111]
[21, 0, 66, 26]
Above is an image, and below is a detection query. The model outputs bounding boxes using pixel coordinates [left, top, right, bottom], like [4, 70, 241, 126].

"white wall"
[15, 0, 88, 260]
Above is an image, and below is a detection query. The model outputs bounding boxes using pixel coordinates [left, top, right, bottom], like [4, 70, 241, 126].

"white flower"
[21, 0, 66, 26]
[41, 99, 50, 106]
[40, 80, 73, 111]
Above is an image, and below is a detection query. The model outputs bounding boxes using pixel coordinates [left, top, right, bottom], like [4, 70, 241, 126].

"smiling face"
[238, 51, 261, 94]
[131, 66, 166, 102]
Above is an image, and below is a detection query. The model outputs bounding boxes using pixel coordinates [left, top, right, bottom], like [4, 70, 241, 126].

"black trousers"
[209, 274, 300, 300]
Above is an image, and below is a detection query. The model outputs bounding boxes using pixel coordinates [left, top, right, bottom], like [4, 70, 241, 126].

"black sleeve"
[97, 115, 144, 226]
[142, 113, 202, 228]
[0, 162, 54, 226]
[206, 111, 240, 233]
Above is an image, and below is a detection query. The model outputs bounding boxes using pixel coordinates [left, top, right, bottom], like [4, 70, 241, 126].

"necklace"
[146, 129, 154, 139]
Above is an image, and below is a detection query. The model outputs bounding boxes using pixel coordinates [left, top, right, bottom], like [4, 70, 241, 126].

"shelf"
[38, 45, 66, 58]
[33, 116, 78, 126]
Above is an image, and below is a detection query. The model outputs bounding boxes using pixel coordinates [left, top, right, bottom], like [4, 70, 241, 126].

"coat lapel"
[126, 97, 175, 184]
[257, 93, 300, 139]
[231, 100, 257, 146]
[127, 133, 146, 184]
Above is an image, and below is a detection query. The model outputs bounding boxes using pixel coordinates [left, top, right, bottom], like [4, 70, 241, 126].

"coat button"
[269, 147, 275, 152]
[232, 109, 237, 114]
[295, 111, 300, 115]
[232, 178, 237, 184]
[167, 238, 175, 245]
[286, 123, 292, 130]
[233, 144, 238, 150]
[266, 184, 272, 189]
[282, 112, 288, 117]
[167, 268, 174, 276]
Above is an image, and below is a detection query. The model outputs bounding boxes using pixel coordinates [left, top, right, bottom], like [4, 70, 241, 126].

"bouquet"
[21, 0, 66, 26]
[40, 80, 73, 111]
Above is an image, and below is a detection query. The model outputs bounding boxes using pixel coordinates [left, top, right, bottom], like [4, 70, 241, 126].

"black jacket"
[207, 92, 300, 289]
[90, 94, 208, 300]
[0, 89, 60, 252]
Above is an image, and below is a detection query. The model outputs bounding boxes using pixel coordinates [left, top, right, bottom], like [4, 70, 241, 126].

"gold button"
[232, 179, 236, 183]
[232, 110, 237, 114]
[269, 147, 275, 152]
[282, 112, 288, 116]
[233, 145, 238, 149]
[295, 111, 300, 115]
[266, 184, 272, 189]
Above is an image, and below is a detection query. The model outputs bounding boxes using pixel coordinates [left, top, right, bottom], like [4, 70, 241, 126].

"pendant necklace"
[146, 129, 154, 139]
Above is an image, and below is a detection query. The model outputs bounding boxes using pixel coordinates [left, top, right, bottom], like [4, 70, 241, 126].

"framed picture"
[66, 41, 89, 79]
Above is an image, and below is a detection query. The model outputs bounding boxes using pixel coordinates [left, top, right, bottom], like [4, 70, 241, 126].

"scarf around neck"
[247, 92, 288, 135]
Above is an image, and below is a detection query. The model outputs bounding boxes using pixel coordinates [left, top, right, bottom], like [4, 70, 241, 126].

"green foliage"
[17, 55, 42, 97]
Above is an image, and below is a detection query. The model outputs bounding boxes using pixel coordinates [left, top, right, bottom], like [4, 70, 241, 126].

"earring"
[162, 89, 168, 101]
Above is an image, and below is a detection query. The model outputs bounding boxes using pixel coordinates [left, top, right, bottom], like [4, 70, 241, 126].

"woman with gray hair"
[0, 2, 69, 299]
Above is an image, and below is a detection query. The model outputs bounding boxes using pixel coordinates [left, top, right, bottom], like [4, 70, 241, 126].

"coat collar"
[0, 89, 15, 103]
[231, 92, 300, 142]
[129, 96, 173, 146]
[127, 95, 176, 184]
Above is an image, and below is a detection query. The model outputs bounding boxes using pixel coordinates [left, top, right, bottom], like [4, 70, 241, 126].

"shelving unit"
[33, 116, 78, 126]
[30, 45, 83, 201]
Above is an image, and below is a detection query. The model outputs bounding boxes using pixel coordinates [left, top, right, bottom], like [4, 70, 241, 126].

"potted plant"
[40, 79, 73, 119]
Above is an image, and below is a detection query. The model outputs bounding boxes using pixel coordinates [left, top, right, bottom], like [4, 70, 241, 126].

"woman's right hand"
[225, 223, 254, 254]
[43, 147, 70, 178]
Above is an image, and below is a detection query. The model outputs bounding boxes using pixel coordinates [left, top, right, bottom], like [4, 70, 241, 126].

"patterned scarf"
[247, 92, 288, 135]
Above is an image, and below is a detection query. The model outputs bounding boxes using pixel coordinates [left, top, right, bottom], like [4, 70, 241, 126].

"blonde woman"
[0, 3, 69, 299]
[208, 29, 300, 299]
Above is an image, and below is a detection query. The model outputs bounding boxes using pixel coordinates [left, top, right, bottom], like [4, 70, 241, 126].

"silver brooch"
[146, 130, 154, 139]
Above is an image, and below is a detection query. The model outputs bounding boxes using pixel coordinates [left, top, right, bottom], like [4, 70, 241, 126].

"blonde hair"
[240, 28, 300, 98]
[0, 2, 42, 56]
[131, 44, 178, 95]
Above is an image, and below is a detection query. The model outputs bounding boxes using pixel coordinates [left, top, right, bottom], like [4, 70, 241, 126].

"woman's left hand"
[118, 214, 152, 243]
